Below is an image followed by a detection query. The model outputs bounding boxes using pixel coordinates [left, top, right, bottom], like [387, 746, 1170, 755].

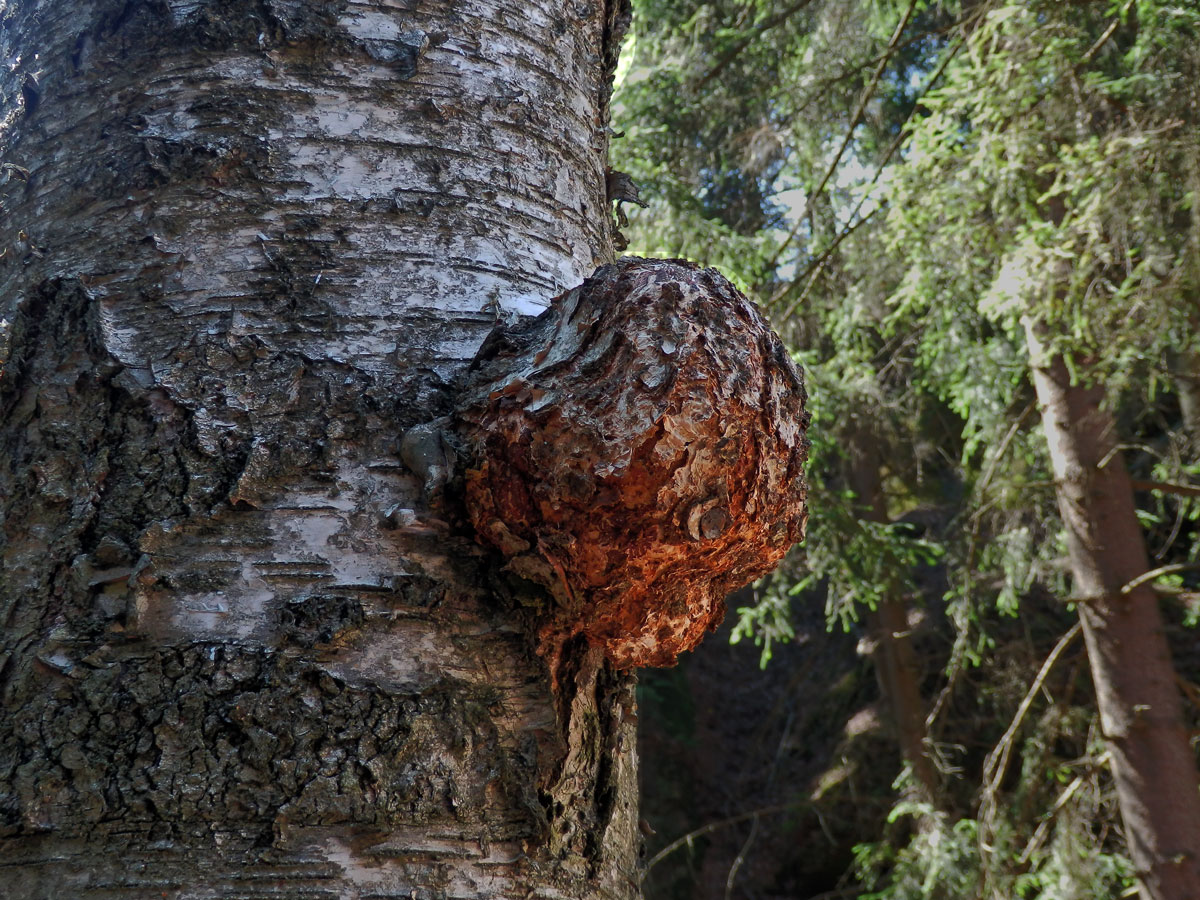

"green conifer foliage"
[616, 2, 1200, 897]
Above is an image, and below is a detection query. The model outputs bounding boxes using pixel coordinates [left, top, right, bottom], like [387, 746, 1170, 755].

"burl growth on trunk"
[457, 258, 809, 669]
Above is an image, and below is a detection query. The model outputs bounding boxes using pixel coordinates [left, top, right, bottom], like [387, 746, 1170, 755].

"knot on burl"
[457, 258, 809, 669]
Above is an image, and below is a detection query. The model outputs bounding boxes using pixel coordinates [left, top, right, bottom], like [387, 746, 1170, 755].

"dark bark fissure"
[1, 278, 191, 641]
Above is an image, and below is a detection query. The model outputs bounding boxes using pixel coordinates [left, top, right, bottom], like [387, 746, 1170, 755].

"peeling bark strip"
[457, 258, 810, 670]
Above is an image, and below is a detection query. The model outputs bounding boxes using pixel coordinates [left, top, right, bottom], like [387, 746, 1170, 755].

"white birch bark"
[0, 1, 642, 897]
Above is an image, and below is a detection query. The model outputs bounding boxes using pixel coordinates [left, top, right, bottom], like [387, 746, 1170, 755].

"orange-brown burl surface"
[458, 258, 809, 669]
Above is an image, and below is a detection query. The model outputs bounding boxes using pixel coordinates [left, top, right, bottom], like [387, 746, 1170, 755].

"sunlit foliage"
[616, 0, 1200, 896]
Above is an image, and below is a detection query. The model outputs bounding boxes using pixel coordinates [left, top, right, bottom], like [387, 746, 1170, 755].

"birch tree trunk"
[0, 1, 641, 896]
[1024, 325, 1200, 900]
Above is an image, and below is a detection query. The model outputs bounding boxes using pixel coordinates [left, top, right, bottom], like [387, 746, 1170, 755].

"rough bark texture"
[0, 0, 667, 897]
[457, 258, 809, 671]
[1025, 325, 1200, 900]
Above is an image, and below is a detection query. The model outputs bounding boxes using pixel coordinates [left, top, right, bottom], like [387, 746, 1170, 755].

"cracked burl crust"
[457, 257, 809, 670]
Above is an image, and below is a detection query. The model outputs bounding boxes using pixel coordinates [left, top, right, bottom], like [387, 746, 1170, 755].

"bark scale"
[1024, 324, 1200, 900]
[0, 0, 649, 897]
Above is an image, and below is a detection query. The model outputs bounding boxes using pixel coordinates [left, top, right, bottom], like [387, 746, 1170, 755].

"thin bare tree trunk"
[1024, 324, 1200, 900]
[847, 434, 937, 804]
[0, 1, 641, 896]
[1170, 347, 1200, 459]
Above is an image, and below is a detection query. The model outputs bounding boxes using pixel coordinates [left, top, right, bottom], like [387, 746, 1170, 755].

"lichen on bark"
[456, 257, 810, 670]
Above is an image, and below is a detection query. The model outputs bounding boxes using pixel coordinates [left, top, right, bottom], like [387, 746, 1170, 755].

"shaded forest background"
[615, 1, 1200, 898]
